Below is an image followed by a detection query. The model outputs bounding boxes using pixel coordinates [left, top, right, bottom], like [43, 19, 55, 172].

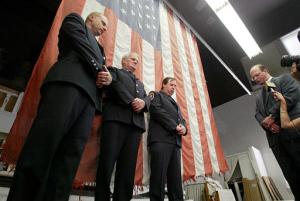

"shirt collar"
[267, 76, 273, 82]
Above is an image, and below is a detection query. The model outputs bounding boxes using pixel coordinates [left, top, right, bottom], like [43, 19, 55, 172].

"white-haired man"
[95, 52, 150, 201]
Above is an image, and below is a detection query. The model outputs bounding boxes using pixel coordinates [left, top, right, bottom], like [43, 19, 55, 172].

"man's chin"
[130, 67, 137, 71]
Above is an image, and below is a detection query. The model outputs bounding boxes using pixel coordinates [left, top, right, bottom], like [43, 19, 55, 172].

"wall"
[213, 93, 294, 200]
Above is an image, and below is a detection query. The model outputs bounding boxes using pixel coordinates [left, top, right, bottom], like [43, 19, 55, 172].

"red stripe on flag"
[180, 23, 213, 175]
[192, 35, 228, 173]
[102, 8, 118, 67]
[131, 32, 143, 80]
[75, 115, 102, 182]
[130, 32, 144, 185]
[166, 8, 196, 181]
[1, 0, 86, 164]
[154, 50, 163, 91]
[134, 141, 144, 186]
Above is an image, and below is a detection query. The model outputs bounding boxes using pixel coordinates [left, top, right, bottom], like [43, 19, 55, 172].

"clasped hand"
[262, 115, 280, 133]
[131, 98, 145, 113]
[96, 66, 112, 88]
[176, 124, 186, 135]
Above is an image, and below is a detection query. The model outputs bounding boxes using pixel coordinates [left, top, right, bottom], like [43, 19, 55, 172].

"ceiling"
[167, 0, 300, 106]
[0, 0, 299, 107]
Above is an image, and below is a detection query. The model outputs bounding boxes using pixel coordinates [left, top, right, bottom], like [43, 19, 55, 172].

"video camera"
[280, 55, 300, 71]
[280, 30, 300, 71]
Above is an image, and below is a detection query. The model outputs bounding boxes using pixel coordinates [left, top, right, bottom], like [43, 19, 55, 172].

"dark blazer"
[148, 91, 187, 147]
[102, 67, 150, 132]
[43, 13, 105, 110]
[255, 74, 300, 146]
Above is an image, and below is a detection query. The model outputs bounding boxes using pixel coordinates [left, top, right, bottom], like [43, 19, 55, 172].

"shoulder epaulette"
[148, 91, 158, 101]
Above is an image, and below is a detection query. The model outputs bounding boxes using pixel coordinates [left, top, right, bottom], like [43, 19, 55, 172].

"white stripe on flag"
[173, 14, 205, 176]
[159, 2, 177, 99]
[159, 2, 174, 80]
[112, 20, 131, 67]
[186, 29, 220, 173]
[142, 40, 155, 93]
[81, 0, 105, 19]
[141, 40, 155, 185]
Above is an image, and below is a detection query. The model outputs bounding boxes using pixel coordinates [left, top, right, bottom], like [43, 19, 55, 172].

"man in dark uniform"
[7, 12, 111, 201]
[148, 77, 187, 201]
[95, 52, 150, 201]
[250, 64, 300, 200]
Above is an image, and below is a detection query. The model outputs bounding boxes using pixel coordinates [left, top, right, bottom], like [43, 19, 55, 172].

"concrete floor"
[0, 187, 94, 201]
[0, 187, 157, 201]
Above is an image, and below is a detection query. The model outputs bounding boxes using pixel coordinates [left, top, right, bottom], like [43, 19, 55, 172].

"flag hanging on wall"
[1, 0, 228, 186]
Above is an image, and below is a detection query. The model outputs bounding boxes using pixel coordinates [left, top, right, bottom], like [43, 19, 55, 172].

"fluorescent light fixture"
[205, 0, 262, 58]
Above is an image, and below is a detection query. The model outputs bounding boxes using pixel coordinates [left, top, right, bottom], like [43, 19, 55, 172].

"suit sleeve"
[149, 93, 178, 132]
[255, 98, 268, 131]
[179, 110, 188, 136]
[280, 74, 300, 110]
[60, 13, 103, 76]
[255, 95, 264, 123]
[107, 67, 135, 105]
[269, 74, 300, 118]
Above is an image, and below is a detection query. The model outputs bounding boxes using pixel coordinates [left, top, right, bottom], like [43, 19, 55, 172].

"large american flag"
[2, 0, 228, 186]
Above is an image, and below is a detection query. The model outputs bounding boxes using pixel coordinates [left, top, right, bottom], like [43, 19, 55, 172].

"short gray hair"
[121, 52, 139, 64]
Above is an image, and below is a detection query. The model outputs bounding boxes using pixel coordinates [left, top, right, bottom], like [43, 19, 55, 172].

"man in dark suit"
[95, 52, 150, 201]
[250, 64, 300, 200]
[7, 12, 111, 201]
[148, 77, 187, 201]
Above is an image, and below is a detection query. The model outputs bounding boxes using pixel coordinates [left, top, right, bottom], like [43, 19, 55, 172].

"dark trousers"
[95, 122, 142, 201]
[7, 83, 95, 201]
[149, 143, 183, 201]
[271, 138, 300, 201]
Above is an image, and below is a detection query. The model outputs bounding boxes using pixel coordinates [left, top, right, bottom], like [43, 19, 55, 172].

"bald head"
[250, 64, 271, 85]
[85, 12, 108, 36]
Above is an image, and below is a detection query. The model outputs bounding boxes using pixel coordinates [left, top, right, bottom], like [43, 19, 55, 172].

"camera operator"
[250, 64, 300, 200]
[291, 62, 300, 82]
[280, 55, 300, 82]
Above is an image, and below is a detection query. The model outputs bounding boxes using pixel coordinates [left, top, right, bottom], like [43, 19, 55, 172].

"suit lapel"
[120, 69, 139, 97]
[264, 87, 270, 109]
[168, 96, 184, 123]
[272, 77, 281, 92]
[86, 27, 102, 61]
[264, 77, 280, 113]
[167, 95, 178, 109]
[161, 92, 182, 120]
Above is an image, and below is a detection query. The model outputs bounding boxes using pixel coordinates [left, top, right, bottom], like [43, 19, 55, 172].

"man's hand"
[261, 115, 275, 129]
[131, 98, 145, 113]
[96, 66, 112, 88]
[176, 124, 186, 135]
[270, 122, 280, 134]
